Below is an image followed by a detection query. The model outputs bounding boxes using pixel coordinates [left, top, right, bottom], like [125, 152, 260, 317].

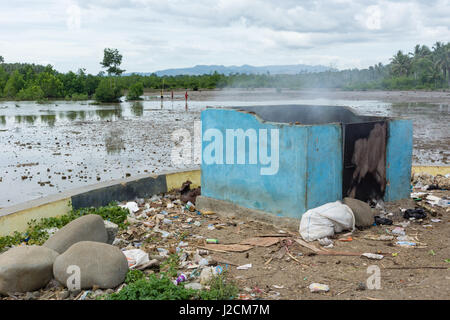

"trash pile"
[0, 173, 449, 300]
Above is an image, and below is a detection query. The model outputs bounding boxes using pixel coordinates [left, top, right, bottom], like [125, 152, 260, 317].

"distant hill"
[126, 64, 335, 76]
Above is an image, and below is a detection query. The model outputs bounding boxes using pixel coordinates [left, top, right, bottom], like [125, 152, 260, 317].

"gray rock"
[53, 241, 128, 290]
[43, 214, 108, 254]
[0, 246, 59, 295]
[57, 290, 70, 300]
[343, 197, 375, 227]
[45, 278, 63, 290]
[104, 220, 119, 245]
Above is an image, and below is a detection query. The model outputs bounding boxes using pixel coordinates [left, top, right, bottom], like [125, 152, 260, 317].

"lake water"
[0, 97, 449, 208]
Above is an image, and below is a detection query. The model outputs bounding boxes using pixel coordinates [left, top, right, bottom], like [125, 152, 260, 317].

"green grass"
[0, 202, 129, 252]
[105, 270, 239, 300]
[199, 272, 239, 300]
[125, 269, 146, 284]
[160, 253, 180, 277]
[106, 274, 197, 300]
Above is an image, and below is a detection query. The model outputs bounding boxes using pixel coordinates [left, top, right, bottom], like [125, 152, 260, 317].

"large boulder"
[0, 246, 59, 295]
[343, 197, 375, 227]
[53, 241, 128, 290]
[43, 214, 108, 254]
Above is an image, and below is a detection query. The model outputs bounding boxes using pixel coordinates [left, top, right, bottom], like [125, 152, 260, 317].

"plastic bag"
[123, 249, 149, 269]
[299, 201, 355, 242]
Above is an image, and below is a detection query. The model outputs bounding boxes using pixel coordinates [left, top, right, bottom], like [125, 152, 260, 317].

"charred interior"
[233, 105, 388, 202]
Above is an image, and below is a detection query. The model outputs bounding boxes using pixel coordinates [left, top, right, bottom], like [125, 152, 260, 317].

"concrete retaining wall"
[0, 169, 200, 236]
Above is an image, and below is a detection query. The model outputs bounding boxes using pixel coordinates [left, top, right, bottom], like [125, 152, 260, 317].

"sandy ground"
[144, 88, 450, 104]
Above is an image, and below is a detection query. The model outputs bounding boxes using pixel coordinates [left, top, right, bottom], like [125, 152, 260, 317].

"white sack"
[299, 201, 355, 242]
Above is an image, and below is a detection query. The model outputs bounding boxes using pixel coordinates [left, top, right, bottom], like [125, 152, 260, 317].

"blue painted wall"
[201, 109, 342, 218]
[384, 119, 413, 202]
[306, 124, 343, 209]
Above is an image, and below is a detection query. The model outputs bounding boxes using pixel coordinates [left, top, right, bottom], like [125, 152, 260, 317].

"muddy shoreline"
[144, 88, 450, 104]
[0, 89, 448, 208]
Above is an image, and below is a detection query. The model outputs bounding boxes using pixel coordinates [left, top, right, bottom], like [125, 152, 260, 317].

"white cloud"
[0, 0, 448, 73]
[66, 3, 82, 31]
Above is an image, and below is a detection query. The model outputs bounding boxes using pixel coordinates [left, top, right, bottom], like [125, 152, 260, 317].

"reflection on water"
[40, 115, 56, 127]
[131, 102, 144, 117]
[104, 128, 125, 154]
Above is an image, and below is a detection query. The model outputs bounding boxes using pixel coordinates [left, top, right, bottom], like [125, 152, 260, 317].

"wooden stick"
[317, 251, 362, 256]
[264, 257, 273, 266]
[197, 246, 229, 253]
[294, 239, 323, 253]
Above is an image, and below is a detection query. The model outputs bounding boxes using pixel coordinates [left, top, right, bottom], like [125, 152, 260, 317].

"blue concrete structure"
[201, 105, 413, 219]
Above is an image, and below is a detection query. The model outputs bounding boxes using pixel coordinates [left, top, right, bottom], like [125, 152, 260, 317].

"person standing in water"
[185, 91, 189, 110]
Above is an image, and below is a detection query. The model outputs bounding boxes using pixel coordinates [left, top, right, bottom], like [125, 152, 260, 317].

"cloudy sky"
[1, 0, 449, 74]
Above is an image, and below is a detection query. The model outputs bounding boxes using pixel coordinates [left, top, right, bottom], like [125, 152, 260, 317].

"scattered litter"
[123, 249, 150, 269]
[156, 248, 169, 256]
[43, 227, 59, 236]
[175, 274, 187, 285]
[185, 201, 196, 212]
[205, 238, 219, 244]
[309, 283, 330, 293]
[119, 201, 139, 214]
[193, 221, 202, 227]
[236, 264, 252, 270]
[411, 192, 426, 198]
[318, 237, 334, 247]
[273, 285, 284, 289]
[207, 224, 215, 230]
[202, 211, 215, 215]
[79, 291, 91, 300]
[374, 216, 393, 225]
[338, 236, 353, 242]
[392, 227, 406, 236]
[200, 267, 219, 285]
[299, 201, 355, 241]
[361, 253, 384, 260]
[403, 208, 427, 220]
[364, 235, 394, 241]
[431, 219, 442, 223]
[397, 221, 410, 228]
[396, 235, 415, 242]
[396, 241, 416, 247]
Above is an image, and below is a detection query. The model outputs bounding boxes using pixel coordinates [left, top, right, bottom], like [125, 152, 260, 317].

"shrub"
[16, 85, 44, 100]
[94, 78, 122, 102]
[126, 82, 144, 100]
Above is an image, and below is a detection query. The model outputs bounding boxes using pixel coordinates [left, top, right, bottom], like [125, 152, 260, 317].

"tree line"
[0, 42, 448, 103]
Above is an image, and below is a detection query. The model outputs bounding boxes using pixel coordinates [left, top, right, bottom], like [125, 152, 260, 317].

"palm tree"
[390, 50, 412, 77]
[433, 42, 450, 86]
